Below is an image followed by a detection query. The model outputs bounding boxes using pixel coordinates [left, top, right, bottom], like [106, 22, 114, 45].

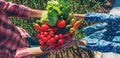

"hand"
[77, 40, 86, 46]
[58, 40, 76, 51]
[73, 14, 85, 19]
[59, 40, 86, 50]
[40, 47, 55, 54]
[29, 9, 46, 18]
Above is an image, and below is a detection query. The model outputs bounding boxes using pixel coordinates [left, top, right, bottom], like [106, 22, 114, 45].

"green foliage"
[38, 0, 72, 26]
[11, 18, 37, 37]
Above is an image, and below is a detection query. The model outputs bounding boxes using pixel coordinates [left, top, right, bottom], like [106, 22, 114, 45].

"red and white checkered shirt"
[0, 0, 32, 58]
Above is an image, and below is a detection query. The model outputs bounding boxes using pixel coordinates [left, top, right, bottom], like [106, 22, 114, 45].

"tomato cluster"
[34, 20, 73, 50]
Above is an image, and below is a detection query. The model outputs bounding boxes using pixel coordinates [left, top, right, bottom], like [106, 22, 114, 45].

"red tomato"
[57, 19, 66, 28]
[34, 23, 41, 32]
[41, 24, 50, 31]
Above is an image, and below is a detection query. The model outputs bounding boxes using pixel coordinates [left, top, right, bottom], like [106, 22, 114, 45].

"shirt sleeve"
[15, 48, 30, 58]
[81, 36, 120, 54]
[85, 12, 120, 22]
[0, 0, 31, 17]
[83, 23, 107, 36]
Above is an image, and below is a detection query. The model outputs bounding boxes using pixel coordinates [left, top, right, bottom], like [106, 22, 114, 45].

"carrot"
[70, 28, 75, 34]
[70, 20, 82, 34]
[72, 20, 81, 29]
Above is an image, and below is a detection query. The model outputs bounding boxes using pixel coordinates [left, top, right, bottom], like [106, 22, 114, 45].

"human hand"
[59, 40, 86, 50]
[73, 14, 85, 19]
[29, 9, 46, 18]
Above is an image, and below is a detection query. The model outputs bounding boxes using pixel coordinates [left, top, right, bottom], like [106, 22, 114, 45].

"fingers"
[73, 14, 85, 19]
[60, 40, 76, 50]
[77, 40, 86, 46]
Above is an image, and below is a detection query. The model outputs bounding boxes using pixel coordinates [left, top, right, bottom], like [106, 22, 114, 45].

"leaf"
[40, 11, 49, 23]
[53, 6, 62, 14]
[47, 11, 58, 26]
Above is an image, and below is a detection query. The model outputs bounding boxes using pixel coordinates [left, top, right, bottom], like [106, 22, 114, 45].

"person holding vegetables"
[0, 0, 57, 58]
[68, 12, 120, 54]
[1, 0, 120, 58]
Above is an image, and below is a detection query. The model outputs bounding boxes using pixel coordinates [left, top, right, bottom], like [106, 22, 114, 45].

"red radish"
[49, 38, 55, 44]
[42, 37, 48, 42]
[40, 35, 44, 40]
[58, 34, 63, 38]
[49, 30, 54, 36]
[54, 35, 59, 40]
[47, 35, 51, 40]
[43, 32, 48, 36]
[37, 34, 41, 38]
[58, 39, 64, 45]
[39, 40, 44, 45]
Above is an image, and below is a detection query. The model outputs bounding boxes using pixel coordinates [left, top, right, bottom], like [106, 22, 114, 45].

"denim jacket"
[81, 12, 120, 54]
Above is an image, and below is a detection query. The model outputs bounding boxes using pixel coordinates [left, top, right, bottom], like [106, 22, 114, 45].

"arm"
[0, 0, 44, 18]
[73, 12, 120, 22]
[79, 37, 120, 54]
[0, 47, 46, 58]
[29, 9, 45, 18]
[83, 23, 107, 36]
[73, 14, 85, 19]
[70, 29, 120, 54]
[27, 47, 44, 56]
[16, 47, 45, 57]
[15, 47, 44, 57]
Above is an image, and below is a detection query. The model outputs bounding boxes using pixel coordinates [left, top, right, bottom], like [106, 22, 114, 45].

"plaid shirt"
[0, 0, 32, 58]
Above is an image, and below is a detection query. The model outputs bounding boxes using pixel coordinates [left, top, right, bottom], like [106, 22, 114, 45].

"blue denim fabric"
[80, 12, 120, 54]
[85, 12, 120, 22]
[83, 23, 107, 36]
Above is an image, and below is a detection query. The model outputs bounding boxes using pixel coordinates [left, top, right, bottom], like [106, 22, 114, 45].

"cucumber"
[55, 25, 72, 34]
